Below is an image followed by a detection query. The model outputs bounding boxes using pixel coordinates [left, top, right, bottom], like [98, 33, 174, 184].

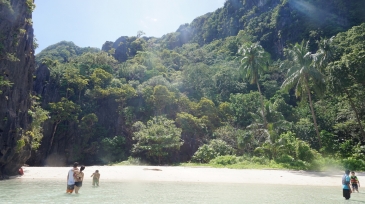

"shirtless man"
[91, 170, 100, 186]
[66, 162, 79, 194]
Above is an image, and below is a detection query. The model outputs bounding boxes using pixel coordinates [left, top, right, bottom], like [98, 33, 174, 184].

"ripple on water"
[0, 179, 364, 203]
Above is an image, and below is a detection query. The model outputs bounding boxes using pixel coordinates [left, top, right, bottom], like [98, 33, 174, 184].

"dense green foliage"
[158, 0, 365, 58]
[27, 97, 49, 150]
[35, 41, 99, 64]
[132, 116, 183, 164]
[31, 0, 365, 170]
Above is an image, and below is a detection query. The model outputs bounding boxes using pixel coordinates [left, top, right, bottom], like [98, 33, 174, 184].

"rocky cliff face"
[0, 0, 35, 178]
[102, 36, 150, 63]
[159, 0, 365, 58]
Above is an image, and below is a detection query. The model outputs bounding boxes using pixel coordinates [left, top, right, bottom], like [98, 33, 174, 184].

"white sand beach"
[15, 166, 358, 187]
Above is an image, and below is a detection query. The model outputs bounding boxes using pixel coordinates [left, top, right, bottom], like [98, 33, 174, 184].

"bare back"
[75, 171, 84, 182]
[93, 172, 100, 179]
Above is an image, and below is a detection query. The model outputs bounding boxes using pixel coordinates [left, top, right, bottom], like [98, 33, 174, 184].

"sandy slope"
[16, 166, 360, 186]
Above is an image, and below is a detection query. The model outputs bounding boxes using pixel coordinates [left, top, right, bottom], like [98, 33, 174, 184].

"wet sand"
[15, 166, 358, 187]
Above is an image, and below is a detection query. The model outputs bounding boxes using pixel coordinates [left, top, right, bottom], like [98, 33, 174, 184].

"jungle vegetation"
[30, 0, 365, 170]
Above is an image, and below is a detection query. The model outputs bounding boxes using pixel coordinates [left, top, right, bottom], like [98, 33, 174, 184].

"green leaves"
[0, 76, 12, 94]
[192, 139, 235, 163]
[48, 98, 80, 123]
[27, 101, 49, 150]
[281, 40, 325, 148]
[281, 40, 325, 97]
[152, 85, 176, 114]
[229, 92, 261, 127]
[132, 116, 183, 164]
[239, 42, 270, 85]
[25, 0, 36, 13]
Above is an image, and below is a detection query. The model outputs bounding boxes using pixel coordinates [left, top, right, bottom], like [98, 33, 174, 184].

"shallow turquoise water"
[1, 179, 365, 203]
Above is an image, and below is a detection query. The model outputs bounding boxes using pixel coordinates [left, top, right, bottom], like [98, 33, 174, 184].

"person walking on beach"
[74, 165, 85, 194]
[343, 169, 352, 200]
[66, 162, 79, 194]
[91, 170, 100, 186]
[351, 171, 360, 193]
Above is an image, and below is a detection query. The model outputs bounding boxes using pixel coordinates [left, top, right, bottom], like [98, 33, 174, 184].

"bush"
[275, 154, 309, 170]
[127, 156, 144, 165]
[210, 155, 238, 165]
[100, 136, 126, 163]
[296, 140, 316, 162]
[191, 145, 215, 163]
[250, 156, 269, 165]
[342, 158, 365, 171]
[192, 139, 235, 163]
[209, 139, 235, 156]
[285, 160, 308, 170]
[16, 138, 26, 153]
[275, 154, 294, 164]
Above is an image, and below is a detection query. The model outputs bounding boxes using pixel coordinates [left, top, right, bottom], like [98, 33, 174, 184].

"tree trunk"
[256, 81, 267, 128]
[344, 89, 365, 140]
[305, 81, 322, 149]
[78, 90, 81, 103]
[48, 121, 60, 155]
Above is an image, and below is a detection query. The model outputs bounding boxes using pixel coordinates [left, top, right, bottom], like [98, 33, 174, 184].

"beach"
[16, 166, 355, 186]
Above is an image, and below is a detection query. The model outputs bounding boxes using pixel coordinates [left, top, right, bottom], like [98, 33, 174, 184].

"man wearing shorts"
[66, 162, 79, 194]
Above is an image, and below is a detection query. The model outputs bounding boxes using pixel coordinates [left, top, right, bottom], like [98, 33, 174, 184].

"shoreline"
[11, 165, 359, 187]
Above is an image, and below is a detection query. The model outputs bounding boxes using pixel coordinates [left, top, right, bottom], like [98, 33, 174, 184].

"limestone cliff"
[0, 0, 35, 178]
[159, 0, 365, 58]
[102, 36, 150, 63]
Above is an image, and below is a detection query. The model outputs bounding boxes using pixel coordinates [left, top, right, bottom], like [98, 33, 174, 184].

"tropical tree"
[63, 66, 88, 101]
[175, 112, 208, 159]
[152, 85, 175, 115]
[132, 116, 183, 164]
[27, 99, 49, 150]
[314, 37, 335, 71]
[48, 98, 80, 155]
[238, 42, 270, 128]
[327, 24, 365, 140]
[281, 40, 325, 148]
[229, 92, 261, 128]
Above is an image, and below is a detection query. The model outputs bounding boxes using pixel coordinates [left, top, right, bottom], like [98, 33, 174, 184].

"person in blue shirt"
[342, 169, 352, 200]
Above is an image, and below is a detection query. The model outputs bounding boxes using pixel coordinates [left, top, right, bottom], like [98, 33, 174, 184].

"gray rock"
[0, 0, 35, 177]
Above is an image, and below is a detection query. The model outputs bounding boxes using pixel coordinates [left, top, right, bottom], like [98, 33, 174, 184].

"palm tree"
[281, 40, 325, 148]
[239, 42, 270, 128]
[314, 36, 335, 71]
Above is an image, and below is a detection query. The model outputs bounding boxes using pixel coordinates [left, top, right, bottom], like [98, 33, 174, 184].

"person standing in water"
[66, 162, 79, 194]
[74, 165, 85, 194]
[343, 169, 352, 200]
[351, 171, 360, 193]
[91, 170, 100, 186]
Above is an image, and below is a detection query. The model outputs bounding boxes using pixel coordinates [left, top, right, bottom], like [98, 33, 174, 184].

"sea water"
[0, 179, 365, 204]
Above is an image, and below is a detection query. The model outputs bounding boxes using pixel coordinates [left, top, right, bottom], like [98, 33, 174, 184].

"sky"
[33, 0, 225, 53]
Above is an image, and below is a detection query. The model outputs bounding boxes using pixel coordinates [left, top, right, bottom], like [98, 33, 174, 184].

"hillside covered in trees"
[3, 0, 365, 172]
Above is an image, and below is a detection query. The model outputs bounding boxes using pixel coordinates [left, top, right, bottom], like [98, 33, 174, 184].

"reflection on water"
[0, 179, 365, 203]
